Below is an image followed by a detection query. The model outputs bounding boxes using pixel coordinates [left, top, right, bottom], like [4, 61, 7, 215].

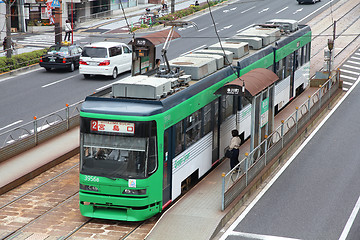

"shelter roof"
[215, 68, 279, 97]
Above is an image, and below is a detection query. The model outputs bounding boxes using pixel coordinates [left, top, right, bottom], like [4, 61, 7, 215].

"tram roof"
[81, 23, 311, 117]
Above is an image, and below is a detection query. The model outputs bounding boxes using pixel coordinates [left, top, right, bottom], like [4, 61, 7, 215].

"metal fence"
[0, 102, 82, 163]
[78, 10, 114, 23]
[221, 71, 340, 210]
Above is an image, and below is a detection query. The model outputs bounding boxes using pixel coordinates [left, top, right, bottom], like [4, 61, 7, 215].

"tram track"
[308, 0, 360, 77]
[0, 154, 159, 239]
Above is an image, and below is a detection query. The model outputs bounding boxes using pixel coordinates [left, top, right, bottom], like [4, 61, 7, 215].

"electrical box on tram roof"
[129, 37, 156, 76]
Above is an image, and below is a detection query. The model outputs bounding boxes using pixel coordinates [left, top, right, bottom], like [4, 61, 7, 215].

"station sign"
[260, 98, 269, 127]
[91, 120, 135, 134]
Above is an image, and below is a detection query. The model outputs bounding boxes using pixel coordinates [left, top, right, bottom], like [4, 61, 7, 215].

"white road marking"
[293, 8, 303, 14]
[41, 75, 77, 88]
[0, 120, 23, 131]
[241, 6, 256, 14]
[343, 64, 360, 71]
[342, 81, 352, 85]
[339, 196, 360, 240]
[341, 75, 357, 81]
[229, 231, 301, 240]
[299, 0, 336, 23]
[237, 24, 255, 33]
[180, 44, 207, 57]
[258, 8, 269, 14]
[347, 60, 360, 66]
[198, 26, 209, 32]
[0, 68, 42, 84]
[223, 25, 233, 29]
[350, 56, 360, 61]
[276, 7, 288, 14]
[340, 69, 360, 75]
[220, 75, 360, 240]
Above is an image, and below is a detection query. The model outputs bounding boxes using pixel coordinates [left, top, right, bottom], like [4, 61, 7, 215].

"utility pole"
[171, 0, 175, 13]
[5, 0, 12, 58]
[54, 0, 62, 44]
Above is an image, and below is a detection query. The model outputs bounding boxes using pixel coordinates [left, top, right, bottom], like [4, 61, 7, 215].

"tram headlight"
[122, 189, 147, 195]
[80, 184, 99, 192]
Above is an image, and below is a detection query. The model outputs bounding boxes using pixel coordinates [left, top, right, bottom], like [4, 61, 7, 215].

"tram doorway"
[215, 68, 279, 151]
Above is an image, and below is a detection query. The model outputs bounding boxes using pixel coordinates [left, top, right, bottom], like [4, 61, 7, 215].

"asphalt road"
[219, 47, 360, 240]
[0, 0, 339, 136]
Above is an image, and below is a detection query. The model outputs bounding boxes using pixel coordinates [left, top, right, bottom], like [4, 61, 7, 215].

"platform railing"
[0, 101, 82, 163]
[221, 70, 340, 210]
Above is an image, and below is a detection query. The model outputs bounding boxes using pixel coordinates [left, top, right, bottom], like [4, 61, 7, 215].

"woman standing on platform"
[229, 129, 241, 170]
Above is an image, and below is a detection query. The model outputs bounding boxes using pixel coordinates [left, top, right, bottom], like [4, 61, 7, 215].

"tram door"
[290, 51, 299, 100]
[212, 99, 220, 163]
[162, 128, 172, 206]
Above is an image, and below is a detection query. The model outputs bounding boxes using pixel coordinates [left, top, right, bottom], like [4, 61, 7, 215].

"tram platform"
[145, 86, 325, 240]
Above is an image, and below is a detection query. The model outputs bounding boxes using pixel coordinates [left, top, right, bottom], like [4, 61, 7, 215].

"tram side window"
[301, 46, 305, 66]
[203, 103, 212, 135]
[276, 59, 284, 80]
[295, 49, 300, 70]
[185, 110, 202, 148]
[175, 120, 185, 156]
[221, 95, 234, 122]
[284, 56, 291, 78]
[305, 43, 311, 63]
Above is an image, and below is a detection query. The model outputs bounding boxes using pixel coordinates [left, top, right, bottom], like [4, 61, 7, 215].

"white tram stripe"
[341, 75, 357, 81]
[339, 196, 360, 240]
[343, 64, 360, 71]
[229, 231, 301, 240]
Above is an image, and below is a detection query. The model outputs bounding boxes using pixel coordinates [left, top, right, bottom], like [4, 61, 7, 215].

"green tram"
[79, 21, 311, 221]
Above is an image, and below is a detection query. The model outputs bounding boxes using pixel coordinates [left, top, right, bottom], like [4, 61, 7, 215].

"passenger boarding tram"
[79, 20, 311, 221]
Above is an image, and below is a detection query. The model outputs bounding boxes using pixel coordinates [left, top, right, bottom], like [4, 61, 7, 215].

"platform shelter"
[215, 68, 279, 151]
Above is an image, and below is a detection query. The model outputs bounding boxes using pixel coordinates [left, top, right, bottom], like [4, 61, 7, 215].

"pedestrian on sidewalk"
[2, 37, 7, 51]
[64, 20, 72, 42]
[229, 129, 241, 170]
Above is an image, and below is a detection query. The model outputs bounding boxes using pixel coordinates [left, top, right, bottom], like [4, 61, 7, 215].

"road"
[218, 48, 360, 240]
[0, 0, 340, 136]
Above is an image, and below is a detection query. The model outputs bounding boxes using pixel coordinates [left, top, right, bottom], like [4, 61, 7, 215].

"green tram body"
[79, 24, 311, 221]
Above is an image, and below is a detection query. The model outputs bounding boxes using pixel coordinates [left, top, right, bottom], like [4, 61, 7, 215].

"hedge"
[0, 49, 47, 73]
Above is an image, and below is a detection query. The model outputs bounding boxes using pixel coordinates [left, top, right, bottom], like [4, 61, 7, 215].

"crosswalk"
[340, 48, 360, 91]
[16, 33, 86, 48]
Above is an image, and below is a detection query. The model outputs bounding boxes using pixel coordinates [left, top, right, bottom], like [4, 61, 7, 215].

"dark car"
[39, 43, 82, 72]
[297, 0, 320, 4]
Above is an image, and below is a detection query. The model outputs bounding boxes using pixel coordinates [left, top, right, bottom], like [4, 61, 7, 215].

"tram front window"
[80, 133, 157, 179]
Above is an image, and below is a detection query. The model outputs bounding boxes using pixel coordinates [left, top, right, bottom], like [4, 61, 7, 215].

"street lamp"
[327, 39, 334, 77]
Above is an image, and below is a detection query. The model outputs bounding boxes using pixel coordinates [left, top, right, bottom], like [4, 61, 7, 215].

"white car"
[79, 42, 132, 79]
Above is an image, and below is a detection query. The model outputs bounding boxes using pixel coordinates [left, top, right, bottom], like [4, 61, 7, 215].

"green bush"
[0, 49, 47, 73]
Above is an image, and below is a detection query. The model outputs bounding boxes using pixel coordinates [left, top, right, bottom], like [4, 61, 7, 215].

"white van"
[79, 42, 132, 79]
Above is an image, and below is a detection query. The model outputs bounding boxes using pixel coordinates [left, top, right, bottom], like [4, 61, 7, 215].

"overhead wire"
[205, 0, 239, 78]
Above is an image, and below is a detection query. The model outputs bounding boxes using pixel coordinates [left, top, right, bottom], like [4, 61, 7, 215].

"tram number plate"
[91, 120, 135, 134]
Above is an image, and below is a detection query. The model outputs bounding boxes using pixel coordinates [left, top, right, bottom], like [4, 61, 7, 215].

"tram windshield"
[80, 120, 157, 179]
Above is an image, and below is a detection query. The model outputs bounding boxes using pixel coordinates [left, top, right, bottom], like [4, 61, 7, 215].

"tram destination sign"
[91, 120, 135, 134]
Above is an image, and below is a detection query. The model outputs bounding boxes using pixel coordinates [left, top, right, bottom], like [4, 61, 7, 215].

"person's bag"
[225, 149, 232, 158]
